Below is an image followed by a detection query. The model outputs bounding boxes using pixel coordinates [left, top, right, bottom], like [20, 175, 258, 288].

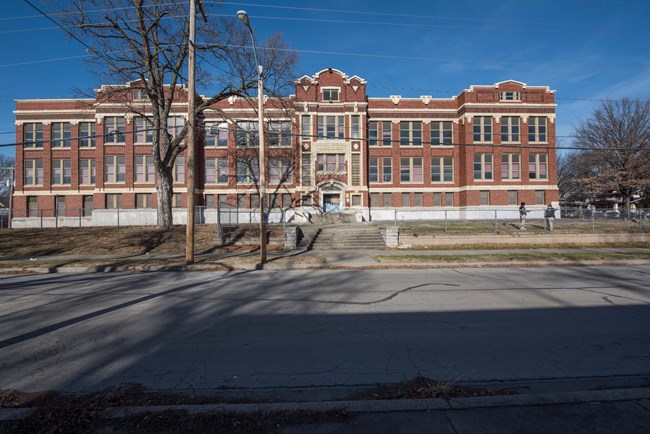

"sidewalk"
[2, 382, 650, 433]
[2, 246, 649, 272]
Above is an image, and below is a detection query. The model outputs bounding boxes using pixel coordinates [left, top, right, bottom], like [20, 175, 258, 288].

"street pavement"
[0, 249, 650, 434]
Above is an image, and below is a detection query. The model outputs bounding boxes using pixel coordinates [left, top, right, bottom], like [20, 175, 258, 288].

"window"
[269, 157, 292, 183]
[79, 122, 95, 147]
[473, 153, 493, 180]
[400, 157, 423, 182]
[317, 154, 345, 172]
[104, 116, 126, 143]
[52, 159, 72, 185]
[133, 89, 147, 100]
[236, 159, 259, 183]
[431, 121, 453, 146]
[174, 156, 185, 183]
[535, 190, 545, 205]
[501, 154, 521, 180]
[301, 154, 312, 186]
[205, 194, 215, 208]
[508, 190, 518, 205]
[134, 117, 155, 143]
[268, 121, 292, 147]
[400, 121, 422, 146]
[473, 116, 492, 142]
[431, 157, 453, 182]
[317, 116, 344, 139]
[167, 116, 184, 138]
[172, 193, 182, 208]
[500, 91, 520, 101]
[282, 193, 292, 208]
[402, 193, 411, 207]
[55, 196, 66, 216]
[302, 194, 312, 206]
[382, 122, 392, 145]
[445, 193, 453, 207]
[23, 123, 43, 148]
[414, 192, 423, 207]
[80, 159, 96, 184]
[480, 190, 490, 205]
[237, 194, 246, 208]
[351, 195, 361, 206]
[235, 121, 259, 147]
[433, 192, 442, 207]
[382, 192, 392, 207]
[83, 195, 93, 216]
[351, 115, 360, 139]
[136, 193, 153, 208]
[370, 192, 379, 207]
[322, 88, 339, 101]
[52, 122, 71, 148]
[106, 193, 122, 209]
[500, 117, 520, 143]
[301, 115, 311, 139]
[368, 121, 392, 146]
[205, 122, 228, 147]
[24, 159, 43, 185]
[250, 194, 260, 208]
[105, 155, 126, 182]
[368, 121, 379, 146]
[368, 157, 392, 183]
[529, 153, 548, 180]
[27, 196, 38, 217]
[528, 117, 547, 143]
[135, 155, 155, 183]
[205, 158, 228, 184]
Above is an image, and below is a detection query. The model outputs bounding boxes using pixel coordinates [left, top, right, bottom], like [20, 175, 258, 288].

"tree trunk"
[156, 168, 174, 228]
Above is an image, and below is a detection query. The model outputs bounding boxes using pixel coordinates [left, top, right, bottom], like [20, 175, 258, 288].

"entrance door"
[323, 194, 341, 213]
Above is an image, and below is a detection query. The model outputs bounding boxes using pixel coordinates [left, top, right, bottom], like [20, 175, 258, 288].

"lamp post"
[237, 10, 267, 265]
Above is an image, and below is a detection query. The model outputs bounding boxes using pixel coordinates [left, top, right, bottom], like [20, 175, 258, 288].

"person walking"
[518, 202, 528, 229]
[545, 204, 557, 231]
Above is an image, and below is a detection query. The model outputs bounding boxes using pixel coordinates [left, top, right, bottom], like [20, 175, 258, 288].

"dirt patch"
[360, 376, 516, 400]
[0, 226, 285, 257]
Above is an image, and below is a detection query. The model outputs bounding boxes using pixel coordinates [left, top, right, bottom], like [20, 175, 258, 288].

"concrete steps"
[308, 224, 386, 250]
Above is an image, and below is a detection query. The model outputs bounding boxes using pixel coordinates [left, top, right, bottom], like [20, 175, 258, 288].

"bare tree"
[60, 0, 297, 228]
[0, 155, 15, 210]
[573, 98, 650, 208]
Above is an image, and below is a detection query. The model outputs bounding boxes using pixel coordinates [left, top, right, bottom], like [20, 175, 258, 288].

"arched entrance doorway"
[317, 180, 346, 213]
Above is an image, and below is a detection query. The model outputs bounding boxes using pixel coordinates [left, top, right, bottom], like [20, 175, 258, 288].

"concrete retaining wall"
[398, 232, 650, 247]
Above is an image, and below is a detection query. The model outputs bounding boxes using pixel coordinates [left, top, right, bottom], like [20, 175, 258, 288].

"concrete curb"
[1, 259, 649, 274]
[2, 387, 649, 421]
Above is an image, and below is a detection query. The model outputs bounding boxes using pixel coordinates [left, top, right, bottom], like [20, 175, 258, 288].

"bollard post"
[494, 209, 498, 233]
[445, 210, 448, 232]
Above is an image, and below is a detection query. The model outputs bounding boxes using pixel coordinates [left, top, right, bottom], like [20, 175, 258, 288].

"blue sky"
[1, 0, 649, 158]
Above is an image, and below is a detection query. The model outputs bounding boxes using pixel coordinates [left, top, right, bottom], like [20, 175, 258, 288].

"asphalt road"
[1, 266, 649, 394]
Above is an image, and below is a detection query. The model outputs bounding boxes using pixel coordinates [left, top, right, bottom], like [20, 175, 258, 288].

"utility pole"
[185, 0, 197, 264]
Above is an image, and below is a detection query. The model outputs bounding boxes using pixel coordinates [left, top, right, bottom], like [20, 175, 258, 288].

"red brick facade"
[13, 68, 558, 219]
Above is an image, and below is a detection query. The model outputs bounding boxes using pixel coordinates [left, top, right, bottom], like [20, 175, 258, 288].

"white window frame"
[473, 116, 493, 143]
[400, 121, 422, 146]
[400, 157, 423, 183]
[473, 153, 494, 180]
[24, 159, 43, 185]
[317, 116, 345, 139]
[80, 158, 96, 185]
[52, 159, 72, 185]
[105, 155, 126, 183]
[52, 122, 71, 148]
[501, 154, 521, 180]
[79, 122, 96, 148]
[529, 153, 548, 180]
[431, 157, 454, 183]
[24, 123, 43, 148]
[431, 121, 453, 146]
[104, 116, 126, 144]
[500, 117, 520, 143]
[322, 87, 340, 102]
[528, 117, 547, 143]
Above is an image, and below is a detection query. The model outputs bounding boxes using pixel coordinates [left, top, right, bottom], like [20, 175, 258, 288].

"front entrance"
[323, 194, 341, 213]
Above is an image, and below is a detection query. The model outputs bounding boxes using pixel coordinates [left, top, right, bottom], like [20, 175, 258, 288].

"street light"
[237, 10, 267, 265]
